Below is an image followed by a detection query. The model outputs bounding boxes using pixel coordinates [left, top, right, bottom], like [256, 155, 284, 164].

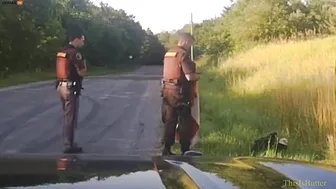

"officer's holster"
[179, 82, 193, 117]
[163, 78, 191, 116]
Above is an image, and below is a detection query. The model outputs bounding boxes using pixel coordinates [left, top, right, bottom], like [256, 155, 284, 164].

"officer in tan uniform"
[56, 33, 86, 154]
[161, 32, 200, 155]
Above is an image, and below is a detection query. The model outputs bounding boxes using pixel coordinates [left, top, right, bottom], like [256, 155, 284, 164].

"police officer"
[161, 32, 200, 155]
[56, 33, 86, 154]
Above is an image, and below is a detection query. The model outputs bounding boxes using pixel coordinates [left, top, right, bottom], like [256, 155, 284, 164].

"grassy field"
[0, 65, 139, 88]
[195, 36, 336, 164]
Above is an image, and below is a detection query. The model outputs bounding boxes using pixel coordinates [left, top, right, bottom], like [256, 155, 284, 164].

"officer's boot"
[71, 143, 83, 153]
[181, 149, 190, 156]
[162, 146, 176, 156]
[63, 143, 83, 154]
[180, 143, 191, 156]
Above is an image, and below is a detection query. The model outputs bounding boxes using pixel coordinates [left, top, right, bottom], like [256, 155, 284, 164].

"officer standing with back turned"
[56, 32, 86, 154]
[161, 32, 200, 156]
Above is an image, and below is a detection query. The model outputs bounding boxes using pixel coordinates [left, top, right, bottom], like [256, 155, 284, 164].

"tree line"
[0, 0, 166, 78]
[157, 0, 336, 59]
[1, 0, 335, 78]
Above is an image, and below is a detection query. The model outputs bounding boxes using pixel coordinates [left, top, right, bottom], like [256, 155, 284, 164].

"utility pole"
[190, 12, 194, 61]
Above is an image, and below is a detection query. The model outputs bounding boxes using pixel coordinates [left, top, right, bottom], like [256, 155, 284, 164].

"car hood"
[0, 154, 335, 189]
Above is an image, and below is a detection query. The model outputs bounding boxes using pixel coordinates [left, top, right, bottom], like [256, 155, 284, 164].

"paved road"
[0, 66, 164, 156]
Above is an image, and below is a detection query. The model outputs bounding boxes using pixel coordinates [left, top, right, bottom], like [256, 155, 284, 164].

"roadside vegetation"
[198, 37, 336, 164]
[0, 0, 165, 87]
[158, 0, 336, 164]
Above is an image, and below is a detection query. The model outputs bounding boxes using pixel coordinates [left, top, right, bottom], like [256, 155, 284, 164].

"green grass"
[185, 36, 336, 165]
[0, 64, 139, 88]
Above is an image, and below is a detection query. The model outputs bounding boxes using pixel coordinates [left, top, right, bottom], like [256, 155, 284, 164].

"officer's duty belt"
[162, 79, 180, 85]
[56, 80, 76, 87]
[58, 81, 70, 86]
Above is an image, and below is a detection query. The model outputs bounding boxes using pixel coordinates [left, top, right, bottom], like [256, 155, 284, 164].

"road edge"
[0, 74, 162, 92]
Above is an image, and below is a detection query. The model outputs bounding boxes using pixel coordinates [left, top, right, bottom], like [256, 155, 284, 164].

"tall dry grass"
[219, 36, 336, 162]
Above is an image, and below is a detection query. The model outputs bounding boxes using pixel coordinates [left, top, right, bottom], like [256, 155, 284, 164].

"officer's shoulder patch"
[56, 52, 66, 58]
[165, 52, 177, 57]
[76, 52, 82, 60]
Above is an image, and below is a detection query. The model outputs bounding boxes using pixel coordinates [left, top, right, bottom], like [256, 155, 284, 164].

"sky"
[90, 0, 232, 34]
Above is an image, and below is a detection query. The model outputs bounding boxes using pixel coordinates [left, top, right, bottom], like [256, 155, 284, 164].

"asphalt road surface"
[0, 66, 164, 156]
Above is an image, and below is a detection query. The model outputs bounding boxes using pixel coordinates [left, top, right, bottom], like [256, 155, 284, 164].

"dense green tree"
[157, 0, 336, 58]
[0, 0, 165, 78]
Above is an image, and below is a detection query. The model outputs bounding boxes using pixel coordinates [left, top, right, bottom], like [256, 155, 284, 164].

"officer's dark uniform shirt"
[58, 44, 85, 81]
[179, 46, 195, 79]
[172, 46, 195, 93]
[163, 46, 194, 85]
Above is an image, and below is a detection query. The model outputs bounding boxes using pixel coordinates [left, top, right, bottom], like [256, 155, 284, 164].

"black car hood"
[0, 154, 335, 189]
